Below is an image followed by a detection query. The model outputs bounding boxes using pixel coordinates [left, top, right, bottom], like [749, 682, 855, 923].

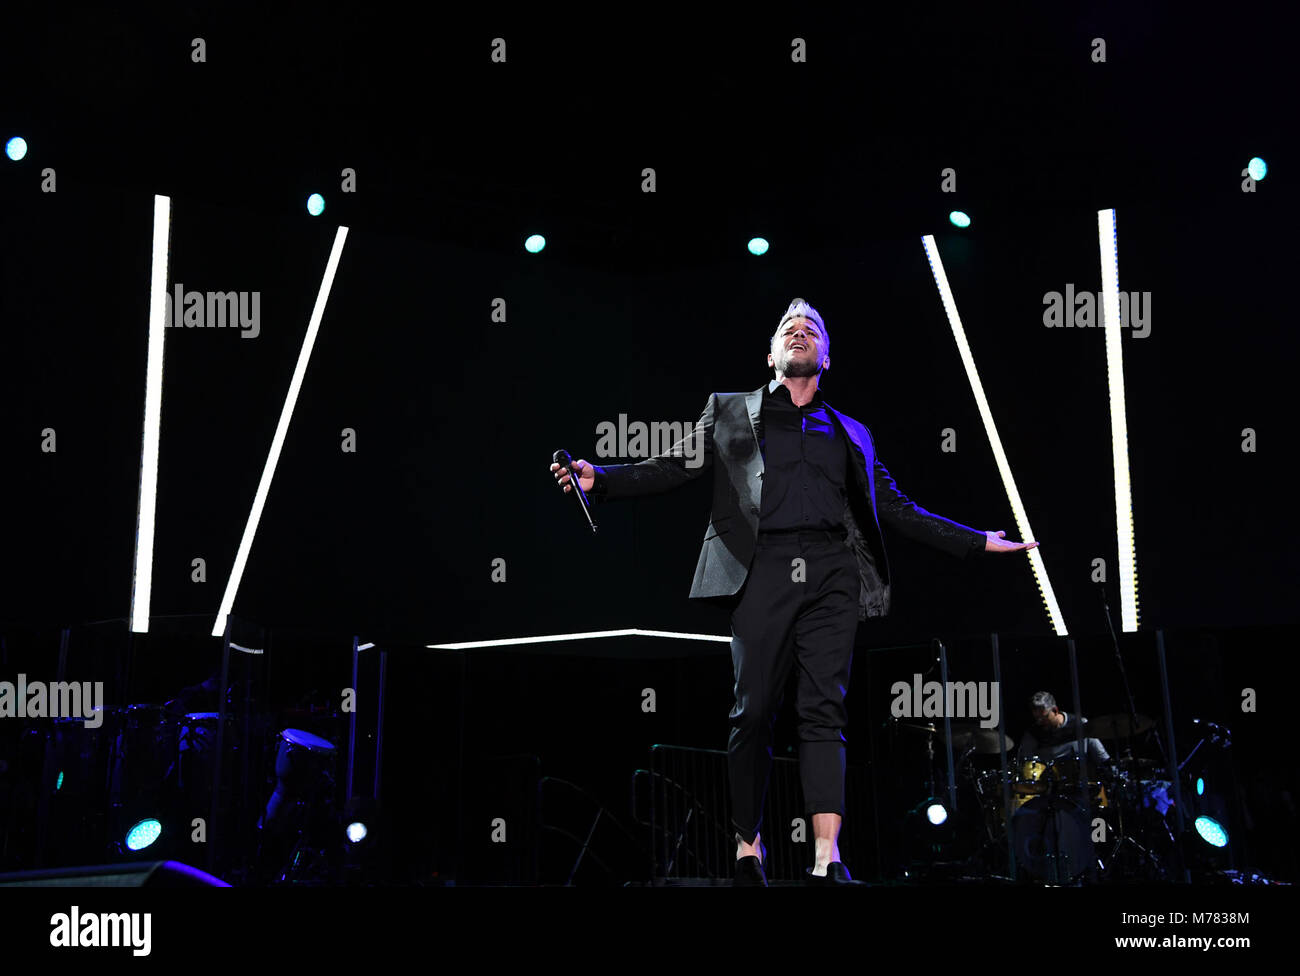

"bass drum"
[1010, 794, 1093, 882]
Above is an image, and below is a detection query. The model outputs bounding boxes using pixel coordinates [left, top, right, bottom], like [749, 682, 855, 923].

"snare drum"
[273, 728, 337, 792]
[1012, 757, 1056, 809]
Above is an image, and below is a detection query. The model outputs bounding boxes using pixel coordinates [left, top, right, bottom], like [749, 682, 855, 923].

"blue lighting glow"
[125, 819, 162, 851]
[926, 802, 948, 826]
[1196, 777, 1205, 796]
[56, 771, 64, 790]
[747, 237, 769, 256]
[1194, 816, 1228, 848]
[5, 137, 28, 161]
[1247, 157, 1267, 181]
[525, 234, 546, 253]
[307, 193, 326, 216]
[346, 821, 368, 843]
[948, 211, 971, 229]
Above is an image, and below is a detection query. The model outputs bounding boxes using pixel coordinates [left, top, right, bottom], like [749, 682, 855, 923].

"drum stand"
[1100, 829, 1163, 881]
[1033, 778, 1067, 884]
[1092, 770, 1166, 881]
[1019, 768, 1095, 885]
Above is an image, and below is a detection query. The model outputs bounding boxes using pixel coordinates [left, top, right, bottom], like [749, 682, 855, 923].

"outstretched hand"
[985, 530, 1039, 553]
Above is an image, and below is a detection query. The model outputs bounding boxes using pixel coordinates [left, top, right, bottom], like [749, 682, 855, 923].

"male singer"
[550, 298, 1038, 886]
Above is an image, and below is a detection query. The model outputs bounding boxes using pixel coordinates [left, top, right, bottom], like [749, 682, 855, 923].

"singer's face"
[768, 316, 828, 378]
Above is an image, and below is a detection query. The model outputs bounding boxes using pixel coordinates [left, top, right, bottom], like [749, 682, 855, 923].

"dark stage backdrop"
[0, 7, 1292, 648]
[1, 193, 1291, 645]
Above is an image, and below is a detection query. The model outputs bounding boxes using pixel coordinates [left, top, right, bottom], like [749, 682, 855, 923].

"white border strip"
[922, 234, 1068, 636]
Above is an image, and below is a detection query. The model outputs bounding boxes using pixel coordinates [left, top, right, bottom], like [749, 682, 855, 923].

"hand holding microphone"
[550, 452, 595, 494]
[550, 450, 598, 533]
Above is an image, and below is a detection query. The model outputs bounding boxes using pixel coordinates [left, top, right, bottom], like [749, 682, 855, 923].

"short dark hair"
[1029, 691, 1057, 711]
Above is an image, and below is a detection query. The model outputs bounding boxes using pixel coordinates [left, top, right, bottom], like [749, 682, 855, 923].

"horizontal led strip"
[427, 628, 731, 649]
[211, 226, 350, 637]
[1098, 209, 1139, 632]
[130, 195, 172, 633]
[921, 234, 1068, 636]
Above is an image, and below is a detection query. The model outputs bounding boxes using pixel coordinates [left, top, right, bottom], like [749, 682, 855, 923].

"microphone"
[1193, 718, 1232, 747]
[553, 450, 598, 534]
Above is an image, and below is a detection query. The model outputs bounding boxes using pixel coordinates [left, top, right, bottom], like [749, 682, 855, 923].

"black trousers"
[727, 529, 859, 846]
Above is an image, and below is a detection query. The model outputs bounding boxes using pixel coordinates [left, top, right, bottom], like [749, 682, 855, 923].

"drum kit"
[897, 711, 1176, 883]
[31, 699, 340, 869]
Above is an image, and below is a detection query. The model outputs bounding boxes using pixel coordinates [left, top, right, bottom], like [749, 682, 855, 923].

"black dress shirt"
[757, 379, 847, 533]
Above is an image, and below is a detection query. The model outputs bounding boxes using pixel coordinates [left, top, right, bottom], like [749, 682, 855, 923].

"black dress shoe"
[804, 861, 866, 886]
[733, 855, 768, 886]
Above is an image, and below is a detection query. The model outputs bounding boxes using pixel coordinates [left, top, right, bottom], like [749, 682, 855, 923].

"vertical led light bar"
[130, 194, 172, 633]
[1097, 209, 1139, 631]
[211, 226, 349, 637]
[921, 235, 1068, 636]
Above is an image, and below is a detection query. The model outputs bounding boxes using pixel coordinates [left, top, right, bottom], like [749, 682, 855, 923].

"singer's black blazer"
[590, 386, 985, 620]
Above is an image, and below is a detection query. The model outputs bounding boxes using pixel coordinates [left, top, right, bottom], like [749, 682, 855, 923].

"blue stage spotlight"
[307, 193, 326, 216]
[125, 819, 162, 851]
[1196, 776, 1205, 796]
[56, 771, 64, 791]
[1247, 157, 1267, 181]
[347, 821, 368, 843]
[747, 237, 769, 256]
[948, 211, 971, 228]
[5, 136, 28, 161]
[525, 234, 546, 253]
[925, 801, 948, 826]
[1194, 815, 1228, 848]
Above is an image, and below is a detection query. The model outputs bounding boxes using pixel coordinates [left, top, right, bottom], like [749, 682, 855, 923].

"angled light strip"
[426, 628, 731, 649]
[229, 642, 265, 655]
[1098, 209, 1139, 632]
[130, 194, 172, 633]
[921, 234, 1068, 636]
[211, 227, 350, 637]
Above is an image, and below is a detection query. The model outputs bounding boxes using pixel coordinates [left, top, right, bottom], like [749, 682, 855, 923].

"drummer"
[1017, 691, 1110, 767]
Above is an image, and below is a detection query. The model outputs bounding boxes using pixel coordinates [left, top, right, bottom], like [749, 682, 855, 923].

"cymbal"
[895, 719, 1012, 754]
[946, 721, 1015, 754]
[895, 721, 940, 735]
[1114, 756, 1160, 769]
[1088, 713, 1155, 739]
